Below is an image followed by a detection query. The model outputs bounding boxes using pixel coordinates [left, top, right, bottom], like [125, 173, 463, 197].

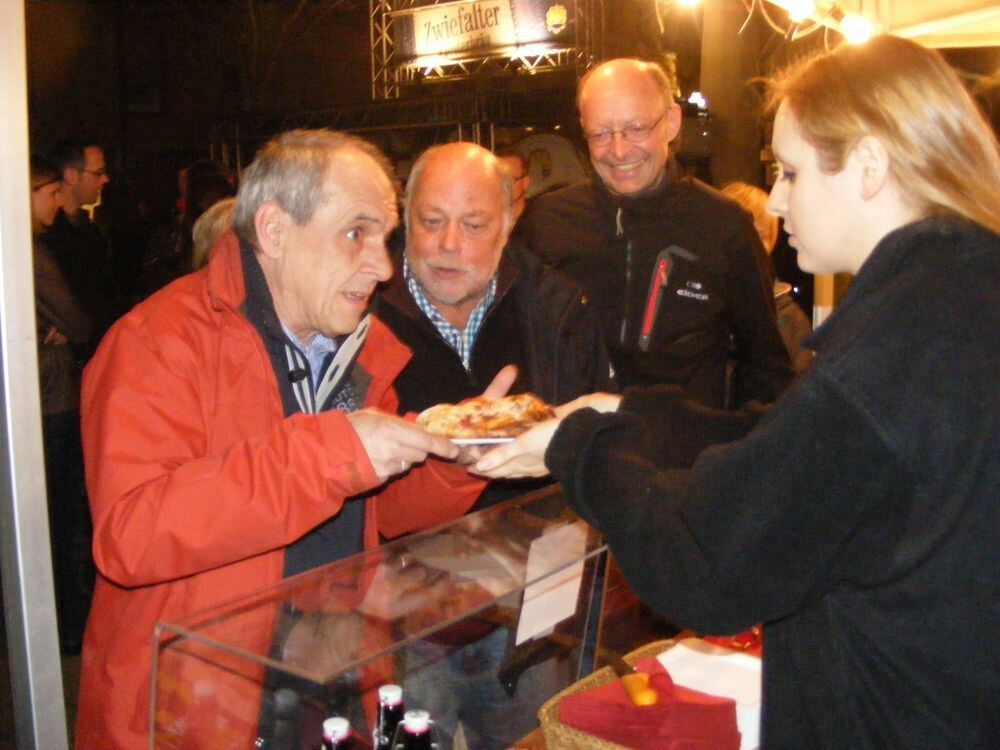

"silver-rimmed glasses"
[584, 113, 665, 147]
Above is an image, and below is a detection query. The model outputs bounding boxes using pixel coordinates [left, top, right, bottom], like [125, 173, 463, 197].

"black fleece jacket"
[517, 159, 793, 408]
[377, 241, 614, 509]
[546, 218, 1000, 749]
[377, 241, 614, 412]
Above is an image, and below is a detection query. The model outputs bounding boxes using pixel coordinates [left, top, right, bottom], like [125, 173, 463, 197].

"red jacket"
[75, 234, 484, 749]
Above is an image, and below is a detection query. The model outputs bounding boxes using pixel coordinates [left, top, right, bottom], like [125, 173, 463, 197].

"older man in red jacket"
[76, 130, 497, 749]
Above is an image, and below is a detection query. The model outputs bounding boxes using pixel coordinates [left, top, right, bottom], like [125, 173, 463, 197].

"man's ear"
[854, 135, 891, 201]
[254, 202, 289, 260]
[499, 213, 515, 244]
[664, 102, 683, 143]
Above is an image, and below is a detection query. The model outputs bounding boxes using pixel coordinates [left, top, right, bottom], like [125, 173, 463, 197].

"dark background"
[24, 1, 998, 238]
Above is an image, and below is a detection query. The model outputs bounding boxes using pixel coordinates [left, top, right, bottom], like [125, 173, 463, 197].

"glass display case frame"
[152, 486, 611, 750]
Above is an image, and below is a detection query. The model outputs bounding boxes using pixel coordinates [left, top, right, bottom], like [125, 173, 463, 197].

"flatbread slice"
[417, 393, 556, 439]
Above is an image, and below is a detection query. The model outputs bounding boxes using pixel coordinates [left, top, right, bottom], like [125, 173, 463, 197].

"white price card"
[515, 520, 588, 645]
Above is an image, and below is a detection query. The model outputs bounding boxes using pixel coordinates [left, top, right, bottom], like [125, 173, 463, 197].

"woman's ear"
[855, 135, 892, 201]
[253, 202, 289, 260]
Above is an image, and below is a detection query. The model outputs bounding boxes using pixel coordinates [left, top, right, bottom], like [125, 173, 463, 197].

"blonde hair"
[721, 182, 779, 252]
[766, 35, 1000, 236]
[191, 197, 235, 270]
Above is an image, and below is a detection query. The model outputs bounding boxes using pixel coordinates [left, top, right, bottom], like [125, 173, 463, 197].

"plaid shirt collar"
[403, 256, 498, 370]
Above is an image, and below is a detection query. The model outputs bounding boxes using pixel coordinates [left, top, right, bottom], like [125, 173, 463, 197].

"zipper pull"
[638, 250, 673, 352]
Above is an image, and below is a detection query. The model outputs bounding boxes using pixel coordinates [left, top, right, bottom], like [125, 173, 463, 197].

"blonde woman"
[476, 36, 1000, 748]
[190, 196, 235, 270]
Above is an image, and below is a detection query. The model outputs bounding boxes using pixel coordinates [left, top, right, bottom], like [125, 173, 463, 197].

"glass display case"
[152, 486, 611, 750]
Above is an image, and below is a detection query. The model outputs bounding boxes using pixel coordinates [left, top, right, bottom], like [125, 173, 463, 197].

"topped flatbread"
[417, 393, 556, 439]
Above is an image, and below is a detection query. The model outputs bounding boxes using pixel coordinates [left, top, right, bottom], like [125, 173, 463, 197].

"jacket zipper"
[617, 207, 633, 345]
[638, 250, 674, 352]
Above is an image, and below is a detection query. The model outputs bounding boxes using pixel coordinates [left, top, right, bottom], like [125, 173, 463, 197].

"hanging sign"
[390, 0, 575, 62]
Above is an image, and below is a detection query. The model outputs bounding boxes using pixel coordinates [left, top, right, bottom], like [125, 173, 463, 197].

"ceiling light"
[687, 91, 708, 109]
[840, 13, 875, 44]
[784, 0, 816, 24]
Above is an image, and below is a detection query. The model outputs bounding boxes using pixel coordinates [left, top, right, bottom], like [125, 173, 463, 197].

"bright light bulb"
[687, 91, 708, 109]
[676, 0, 701, 8]
[840, 14, 875, 44]
[784, 0, 816, 23]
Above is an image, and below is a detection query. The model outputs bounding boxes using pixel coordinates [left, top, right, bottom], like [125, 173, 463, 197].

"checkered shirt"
[404, 257, 498, 371]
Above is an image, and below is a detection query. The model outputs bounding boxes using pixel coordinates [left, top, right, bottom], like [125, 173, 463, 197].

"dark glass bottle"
[374, 684, 405, 750]
[258, 687, 302, 750]
[393, 710, 433, 750]
[321, 716, 352, 749]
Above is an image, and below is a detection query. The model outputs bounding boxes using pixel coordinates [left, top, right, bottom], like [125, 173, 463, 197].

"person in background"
[476, 36, 1000, 749]
[138, 159, 235, 297]
[42, 138, 124, 361]
[376, 141, 613, 749]
[30, 155, 94, 656]
[496, 149, 532, 224]
[517, 58, 792, 408]
[721, 181, 812, 372]
[75, 129, 501, 750]
[190, 195, 235, 270]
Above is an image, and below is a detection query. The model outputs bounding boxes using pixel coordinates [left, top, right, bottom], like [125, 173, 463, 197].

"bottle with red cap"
[373, 684, 405, 750]
[392, 709, 435, 750]
[321, 716, 353, 749]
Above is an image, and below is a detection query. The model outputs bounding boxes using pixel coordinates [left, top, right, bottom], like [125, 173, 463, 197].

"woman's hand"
[471, 418, 561, 479]
[471, 392, 621, 478]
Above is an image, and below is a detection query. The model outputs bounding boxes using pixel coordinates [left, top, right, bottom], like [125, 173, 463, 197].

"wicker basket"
[537, 639, 677, 750]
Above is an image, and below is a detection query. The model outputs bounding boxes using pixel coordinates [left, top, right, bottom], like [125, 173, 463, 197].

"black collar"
[592, 154, 682, 213]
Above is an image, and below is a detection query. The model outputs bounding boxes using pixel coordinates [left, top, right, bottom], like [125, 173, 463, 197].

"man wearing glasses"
[43, 138, 126, 360]
[517, 58, 792, 409]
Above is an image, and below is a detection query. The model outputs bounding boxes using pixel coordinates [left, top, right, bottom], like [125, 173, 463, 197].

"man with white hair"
[518, 58, 793, 408]
[75, 129, 496, 750]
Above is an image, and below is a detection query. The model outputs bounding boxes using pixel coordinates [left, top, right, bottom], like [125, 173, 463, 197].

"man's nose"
[368, 242, 393, 281]
[440, 220, 461, 252]
[609, 132, 633, 159]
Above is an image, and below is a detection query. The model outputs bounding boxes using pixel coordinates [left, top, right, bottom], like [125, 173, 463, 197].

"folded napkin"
[558, 657, 741, 750]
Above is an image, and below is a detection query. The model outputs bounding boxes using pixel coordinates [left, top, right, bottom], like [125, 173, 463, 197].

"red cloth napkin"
[558, 658, 741, 750]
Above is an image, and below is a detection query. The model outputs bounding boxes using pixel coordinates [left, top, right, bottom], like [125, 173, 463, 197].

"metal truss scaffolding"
[370, 0, 604, 99]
